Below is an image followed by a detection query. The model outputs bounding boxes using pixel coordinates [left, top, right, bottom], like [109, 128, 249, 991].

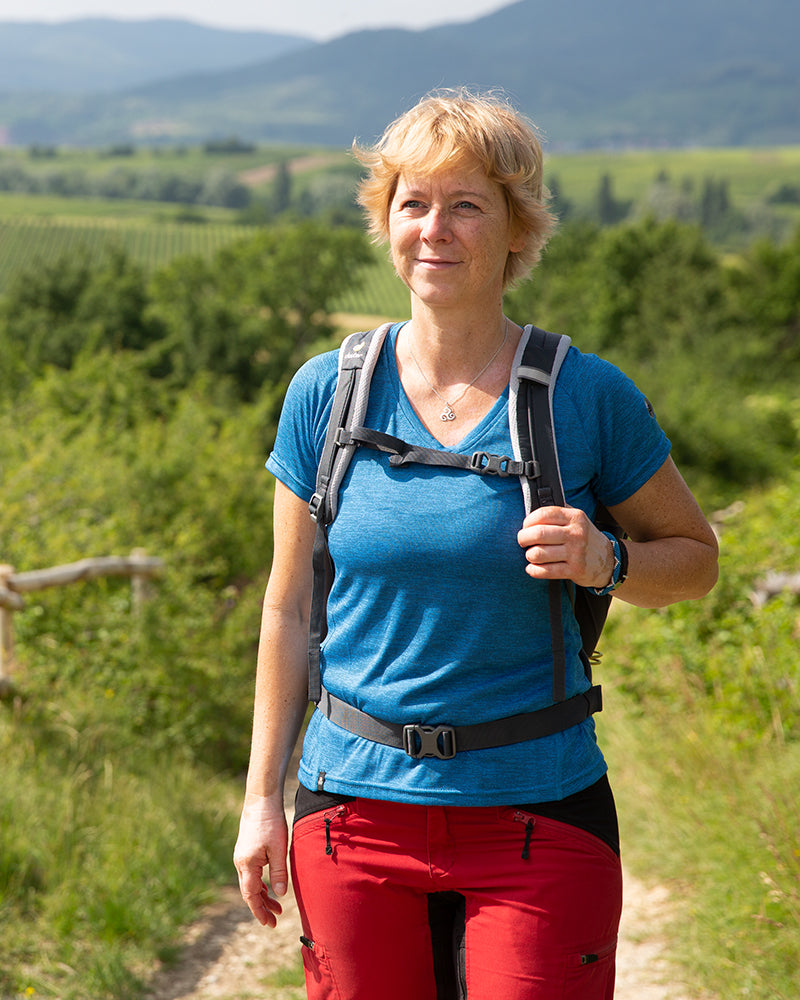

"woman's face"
[388, 162, 523, 311]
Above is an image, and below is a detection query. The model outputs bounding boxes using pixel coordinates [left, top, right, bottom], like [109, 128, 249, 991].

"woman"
[234, 90, 719, 1000]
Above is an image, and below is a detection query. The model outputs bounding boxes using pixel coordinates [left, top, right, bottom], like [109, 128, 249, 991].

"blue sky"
[0, 0, 508, 40]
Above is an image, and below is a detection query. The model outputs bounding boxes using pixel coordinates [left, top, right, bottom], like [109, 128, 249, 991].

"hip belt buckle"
[403, 723, 457, 759]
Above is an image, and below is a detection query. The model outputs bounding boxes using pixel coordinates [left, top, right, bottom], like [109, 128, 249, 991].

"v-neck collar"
[385, 322, 510, 451]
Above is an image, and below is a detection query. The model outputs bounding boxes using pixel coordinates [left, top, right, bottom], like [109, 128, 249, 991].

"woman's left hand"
[516, 458, 719, 608]
[517, 506, 614, 589]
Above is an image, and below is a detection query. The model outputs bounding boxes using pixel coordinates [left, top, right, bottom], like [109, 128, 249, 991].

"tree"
[594, 173, 631, 225]
[272, 160, 292, 215]
[0, 247, 159, 390]
[147, 221, 371, 400]
[725, 224, 800, 376]
[699, 177, 730, 228]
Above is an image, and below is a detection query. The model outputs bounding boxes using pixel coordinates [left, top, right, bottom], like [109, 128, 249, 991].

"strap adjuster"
[402, 723, 457, 759]
[308, 492, 324, 522]
[469, 452, 515, 476]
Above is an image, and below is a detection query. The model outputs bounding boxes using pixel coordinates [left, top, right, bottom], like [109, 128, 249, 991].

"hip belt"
[317, 684, 603, 760]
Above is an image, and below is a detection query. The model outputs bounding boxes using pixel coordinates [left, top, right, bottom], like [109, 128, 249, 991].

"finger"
[239, 874, 284, 927]
[524, 558, 571, 580]
[523, 541, 569, 566]
[521, 505, 572, 529]
[268, 854, 289, 898]
[517, 523, 566, 551]
[254, 886, 284, 928]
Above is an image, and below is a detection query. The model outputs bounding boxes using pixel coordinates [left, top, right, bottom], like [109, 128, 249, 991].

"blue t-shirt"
[267, 323, 670, 805]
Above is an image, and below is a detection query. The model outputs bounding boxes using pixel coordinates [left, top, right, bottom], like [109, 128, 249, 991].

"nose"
[420, 206, 452, 243]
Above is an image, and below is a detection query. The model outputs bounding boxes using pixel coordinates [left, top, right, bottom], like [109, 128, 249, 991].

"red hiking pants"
[290, 797, 622, 1000]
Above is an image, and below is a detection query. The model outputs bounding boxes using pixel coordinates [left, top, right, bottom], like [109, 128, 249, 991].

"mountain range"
[0, 0, 797, 149]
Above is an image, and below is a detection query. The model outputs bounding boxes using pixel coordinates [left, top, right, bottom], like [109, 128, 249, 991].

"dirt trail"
[147, 772, 691, 1000]
[146, 867, 687, 1000]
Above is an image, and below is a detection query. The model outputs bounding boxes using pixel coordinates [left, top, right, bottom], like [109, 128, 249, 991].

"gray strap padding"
[508, 324, 572, 515]
[326, 323, 391, 522]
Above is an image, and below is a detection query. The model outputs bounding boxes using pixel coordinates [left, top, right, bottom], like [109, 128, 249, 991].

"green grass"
[0, 190, 240, 221]
[0, 709, 242, 999]
[597, 468, 800, 1000]
[264, 959, 306, 991]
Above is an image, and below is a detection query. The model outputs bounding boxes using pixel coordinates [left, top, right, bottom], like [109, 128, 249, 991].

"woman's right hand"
[233, 791, 290, 927]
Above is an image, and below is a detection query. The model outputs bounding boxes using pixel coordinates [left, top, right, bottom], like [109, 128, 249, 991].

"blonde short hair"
[353, 89, 557, 288]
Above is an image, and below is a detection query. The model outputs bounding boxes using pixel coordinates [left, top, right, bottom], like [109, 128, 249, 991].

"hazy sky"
[0, 0, 509, 40]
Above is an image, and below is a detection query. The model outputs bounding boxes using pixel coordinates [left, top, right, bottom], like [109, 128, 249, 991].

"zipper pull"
[323, 804, 346, 856]
[521, 818, 534, 860]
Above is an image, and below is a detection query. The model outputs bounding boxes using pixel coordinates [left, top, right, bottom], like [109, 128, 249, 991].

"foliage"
[600, 466, 800, 1000]
[724, 224, 800, 375]
[0, 220, 371, 403]
[506, 217, 800, 500]
[545, 146, 800, 249]
[0, 354, 277, 996]
[146, 222, 370, 399]
[1, 210, 799, 997]
[0, 217, 374, 994]
[0, 246, 158, 379]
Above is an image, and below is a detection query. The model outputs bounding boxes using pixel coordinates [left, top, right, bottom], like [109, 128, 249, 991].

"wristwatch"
[587, 532, 629, 596]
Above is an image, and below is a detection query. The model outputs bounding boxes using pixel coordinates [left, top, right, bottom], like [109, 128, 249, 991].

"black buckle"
[469, 452, 514, 477]
[402, 724, 457, 759]
[308, 492, 323, 522]
[334, 427, 352, 446]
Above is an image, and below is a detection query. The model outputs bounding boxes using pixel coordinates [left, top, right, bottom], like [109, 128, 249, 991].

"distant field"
[545, 145, 800, 215]
[0, 198, 409, 317]
[0, 143, 348, 189]
[0, 210, 250, 287]
[3, 140, 798, 207]
[2, 143, 799, 307]
[336, 250, 410, 320]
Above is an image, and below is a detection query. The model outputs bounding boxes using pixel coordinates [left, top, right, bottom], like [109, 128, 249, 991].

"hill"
[0, 0, 798, 148]
[0, 17, 310, 93]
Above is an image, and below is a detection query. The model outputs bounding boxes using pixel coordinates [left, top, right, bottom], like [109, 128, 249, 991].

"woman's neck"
[395, 309, 522, 444]
[404, 302, 513, 383]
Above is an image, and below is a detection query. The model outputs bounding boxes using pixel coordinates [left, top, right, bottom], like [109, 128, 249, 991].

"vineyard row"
[0, 216, 410, 319]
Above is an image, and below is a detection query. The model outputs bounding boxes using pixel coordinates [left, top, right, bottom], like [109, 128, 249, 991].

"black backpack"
[306, 323, 619, 756]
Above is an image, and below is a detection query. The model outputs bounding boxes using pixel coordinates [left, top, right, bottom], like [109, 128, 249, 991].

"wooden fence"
[0, 549, 163, 685]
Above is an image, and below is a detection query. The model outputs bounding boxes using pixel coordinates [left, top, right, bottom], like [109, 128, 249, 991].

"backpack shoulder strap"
[307, 323, 391, 701]
[509, 326, 574, 703]
[509, 325, 572, 514]
[510, 325, 615, 701]
[310, 324, 391, 526]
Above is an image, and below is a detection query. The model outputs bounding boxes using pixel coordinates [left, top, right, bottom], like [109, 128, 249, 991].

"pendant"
[440, 404, 456, 422]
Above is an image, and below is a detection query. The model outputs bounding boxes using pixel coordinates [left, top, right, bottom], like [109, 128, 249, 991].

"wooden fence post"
[130, 548, 153, 613]
[0, 552, 162, 686]
[0, 564, 17, 684]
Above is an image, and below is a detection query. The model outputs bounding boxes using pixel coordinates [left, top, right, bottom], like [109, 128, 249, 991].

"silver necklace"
[409, 318, 510, 422]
